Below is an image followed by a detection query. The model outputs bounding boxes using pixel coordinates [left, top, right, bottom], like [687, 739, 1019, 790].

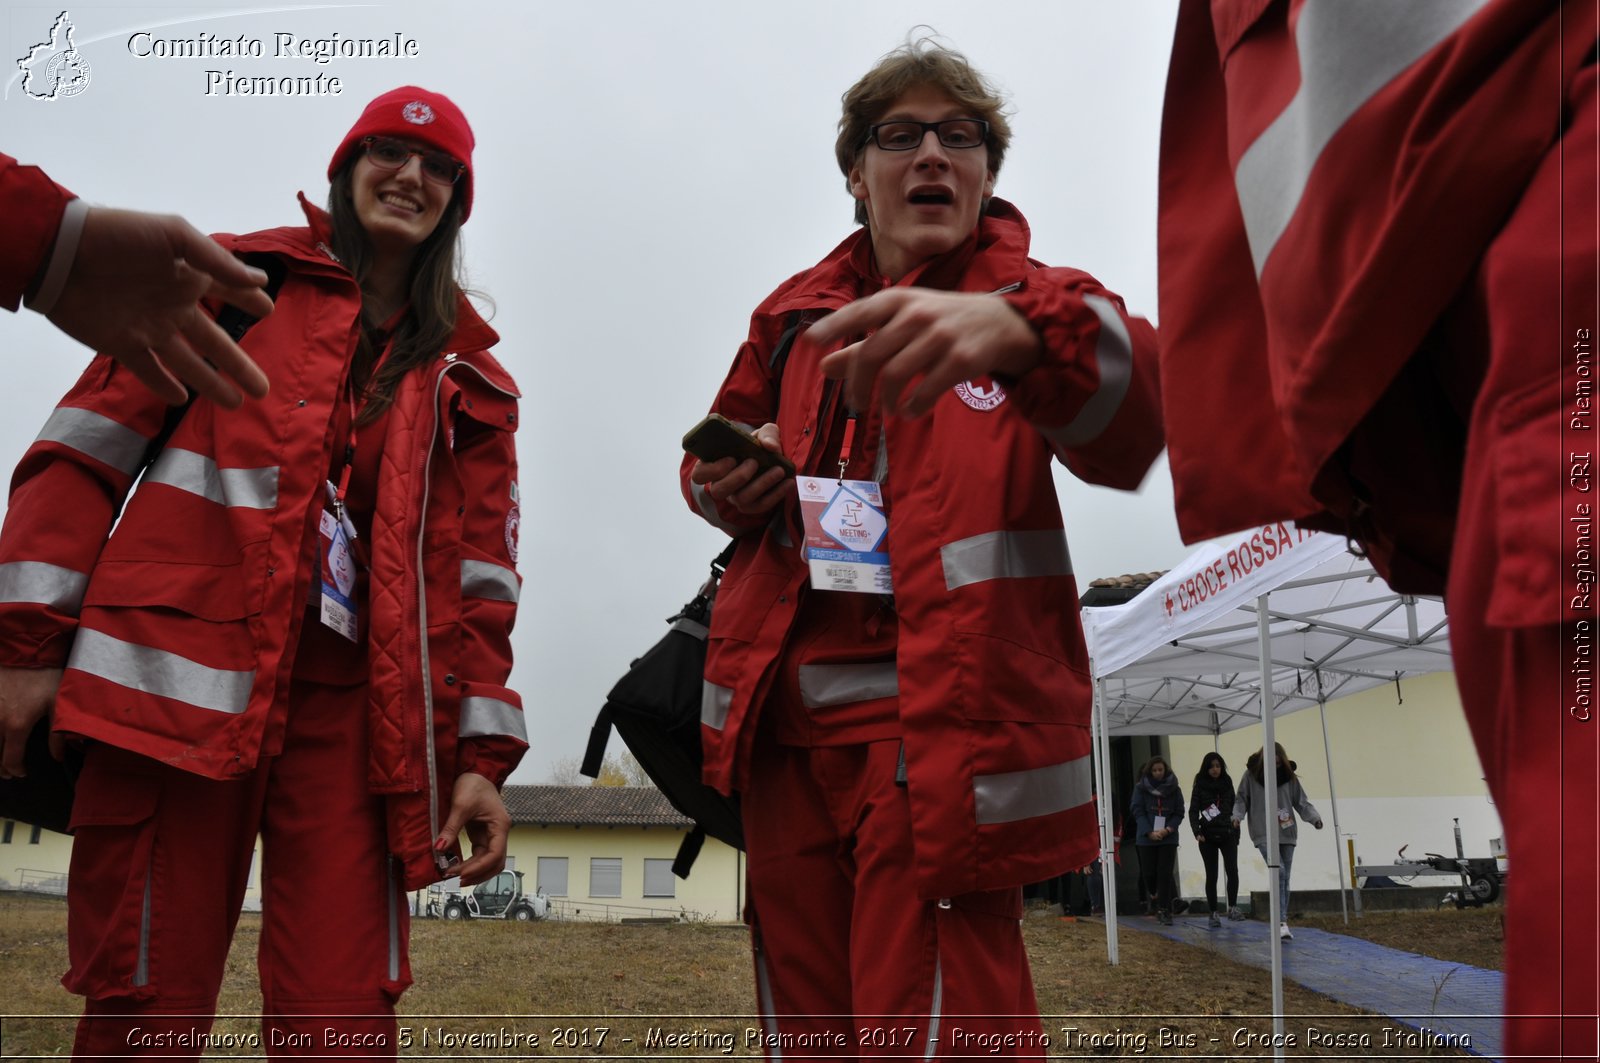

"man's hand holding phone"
[685, 417, 790, 518]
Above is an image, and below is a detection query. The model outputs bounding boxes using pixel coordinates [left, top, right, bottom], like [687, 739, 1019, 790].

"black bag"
[582, 542, 743, 878]
[0, 255, 285, 833]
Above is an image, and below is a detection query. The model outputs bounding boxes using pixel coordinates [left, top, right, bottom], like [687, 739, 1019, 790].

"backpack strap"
[672, 825, 707, 879]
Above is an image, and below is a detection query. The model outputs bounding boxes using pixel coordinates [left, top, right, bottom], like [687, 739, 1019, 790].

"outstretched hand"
[43, 207, 272, 408]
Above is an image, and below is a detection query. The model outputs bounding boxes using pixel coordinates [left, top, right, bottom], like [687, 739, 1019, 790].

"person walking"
[1189, 751, 1242, 927]
[1233, 743, 1322, 940]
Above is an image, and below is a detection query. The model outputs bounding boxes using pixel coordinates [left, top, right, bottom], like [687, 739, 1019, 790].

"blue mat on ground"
[1116, 913, 1504, 1059]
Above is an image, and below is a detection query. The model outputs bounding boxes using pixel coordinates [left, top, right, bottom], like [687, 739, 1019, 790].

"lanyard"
[837, 410, 859, 484]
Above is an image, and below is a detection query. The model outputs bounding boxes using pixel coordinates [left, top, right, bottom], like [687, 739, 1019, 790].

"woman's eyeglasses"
[361, 136, 464, 186]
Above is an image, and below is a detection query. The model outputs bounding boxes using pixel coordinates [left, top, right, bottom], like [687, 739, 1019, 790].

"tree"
[542, 751, 655, 788]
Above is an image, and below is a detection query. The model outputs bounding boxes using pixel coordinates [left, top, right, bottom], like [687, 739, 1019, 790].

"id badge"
[318, 507, 359, 642]
[797, 476, 892, 594]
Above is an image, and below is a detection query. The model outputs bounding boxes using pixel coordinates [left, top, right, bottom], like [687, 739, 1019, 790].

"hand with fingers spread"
[436, 772, 511, 887]
[687, 422, 790, 518]
[810, 288, 1042, 418]
[0, 666, 63, 780]
[41, 208, 273, 408]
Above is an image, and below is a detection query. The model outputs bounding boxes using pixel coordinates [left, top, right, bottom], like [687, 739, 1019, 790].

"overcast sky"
[4, 0, 1189, 784]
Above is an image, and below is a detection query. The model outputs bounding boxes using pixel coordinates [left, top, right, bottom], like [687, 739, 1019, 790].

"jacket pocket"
[63, 747, 163, 1000]
[80, 555, 266, 622]
[944, 629, 1089, 725]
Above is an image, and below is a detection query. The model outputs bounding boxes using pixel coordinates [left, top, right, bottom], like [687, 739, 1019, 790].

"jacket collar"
[220, 194, 500, 355]
[767, 197, 1036, 316]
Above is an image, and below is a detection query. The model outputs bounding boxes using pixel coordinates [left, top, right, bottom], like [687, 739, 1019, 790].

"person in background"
[1, 152, 270, 409]
[1130, 755, 1184, 925]
[0, 87, 525, 1058]
[1189, 750, 1242, 927]
[682, 37, 1162, 1056]
[1232, 743, 1322, 940]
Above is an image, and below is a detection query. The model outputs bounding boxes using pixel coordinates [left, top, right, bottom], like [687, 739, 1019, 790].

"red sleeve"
[997, 266, 1165, 490]
[450, 385, 526, 787]
[0, 356, 171, 666]
[0, 153, 75, 312]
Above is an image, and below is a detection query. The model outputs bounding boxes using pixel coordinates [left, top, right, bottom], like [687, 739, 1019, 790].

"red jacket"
[1158, 0, 1591, 594]
[0, 198, 526, 889]
[681, 200, 1163, 898]
[0, 152, 74, 311]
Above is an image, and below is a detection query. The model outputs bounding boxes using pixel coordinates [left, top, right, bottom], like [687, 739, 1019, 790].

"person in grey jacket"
[1232, 743, 1322, 940]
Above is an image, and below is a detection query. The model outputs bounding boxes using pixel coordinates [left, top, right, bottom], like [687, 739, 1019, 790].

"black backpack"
[581, 541, 743, 878]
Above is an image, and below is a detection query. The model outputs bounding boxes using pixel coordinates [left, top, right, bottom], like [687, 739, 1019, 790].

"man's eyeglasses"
[361, 136, 465, 186]
[864, 119, 989, 152]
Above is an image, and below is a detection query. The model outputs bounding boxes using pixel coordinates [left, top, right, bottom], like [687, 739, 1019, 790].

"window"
[589, 857, 622, 898]
[28, 824, 41, 844]
[536, 857, 568, 897]
[642, 858, 675, 899]
[1, 821, 12, 844]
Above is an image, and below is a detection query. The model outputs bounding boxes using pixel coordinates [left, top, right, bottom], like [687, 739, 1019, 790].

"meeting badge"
[798, 476, 892, 595]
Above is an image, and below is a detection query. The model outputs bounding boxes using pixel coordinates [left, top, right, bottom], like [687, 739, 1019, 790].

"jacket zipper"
[420, 355, 519, 866]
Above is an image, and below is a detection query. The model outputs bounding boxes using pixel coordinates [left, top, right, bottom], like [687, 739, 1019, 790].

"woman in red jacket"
[0, 87, 525, 1058]
[683, 39, 1162, 1057]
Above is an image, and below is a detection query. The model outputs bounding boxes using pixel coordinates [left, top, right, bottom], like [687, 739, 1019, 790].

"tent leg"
[1258, 595, 1285, 1058]
[1319, 698, 1349, 926]
[1095, 677, 1119, 966]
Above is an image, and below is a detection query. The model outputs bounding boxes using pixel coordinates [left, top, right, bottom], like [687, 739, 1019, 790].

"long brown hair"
[326, 165, 465, 423]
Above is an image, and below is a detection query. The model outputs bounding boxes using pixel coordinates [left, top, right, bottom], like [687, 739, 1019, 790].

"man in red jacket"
[1156, 2, 1597, 1057]
[0, 152, 269, 413]
[684, 39, 1162, 1057]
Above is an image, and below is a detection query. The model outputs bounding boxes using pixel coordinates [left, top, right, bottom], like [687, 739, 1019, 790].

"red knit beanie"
[328, 86, 475, 220]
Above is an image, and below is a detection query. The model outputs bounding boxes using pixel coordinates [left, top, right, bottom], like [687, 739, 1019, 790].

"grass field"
[0, 893, 1500, 1058]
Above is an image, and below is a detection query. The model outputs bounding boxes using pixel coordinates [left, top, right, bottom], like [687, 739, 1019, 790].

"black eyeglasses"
[864, 118, 989, 152]
[361, 136, 465, 186]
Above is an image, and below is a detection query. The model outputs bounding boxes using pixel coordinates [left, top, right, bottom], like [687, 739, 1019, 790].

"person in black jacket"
[1189, 751, 1243, 928]
[1131, 755, 1184, 925]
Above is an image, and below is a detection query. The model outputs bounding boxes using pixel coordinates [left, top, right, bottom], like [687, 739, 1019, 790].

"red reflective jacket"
[0, 198, 526, 888]
[1158, 0, 1591, 595]
[680, 201, 1163, 898]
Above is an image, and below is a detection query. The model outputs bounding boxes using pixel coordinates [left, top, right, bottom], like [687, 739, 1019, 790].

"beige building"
[0, 819, 72, 894]
[1165, 671, 1499, 905]
[495, 785, 743, 923]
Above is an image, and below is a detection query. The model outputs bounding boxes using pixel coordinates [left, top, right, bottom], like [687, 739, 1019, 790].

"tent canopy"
[1080, 526, 1451, 736]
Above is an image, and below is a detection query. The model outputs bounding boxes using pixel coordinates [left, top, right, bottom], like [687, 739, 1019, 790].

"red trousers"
[743, 737, 1045, 1061]
[64, 679, 410, 1060]
[1446, 56, 1598, 1061]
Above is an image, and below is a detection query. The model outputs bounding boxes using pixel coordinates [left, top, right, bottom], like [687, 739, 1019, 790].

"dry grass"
[0, 892, 1498, 1057]
[1293, 906, 1503, 972]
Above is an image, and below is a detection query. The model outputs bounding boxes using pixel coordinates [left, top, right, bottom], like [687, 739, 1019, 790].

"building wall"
[1164, 671, 1500, 906]
[505, 824, 743, 923]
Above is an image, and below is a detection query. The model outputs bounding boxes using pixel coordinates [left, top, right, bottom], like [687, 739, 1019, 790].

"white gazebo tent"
[1079, 524, 1451, 1043]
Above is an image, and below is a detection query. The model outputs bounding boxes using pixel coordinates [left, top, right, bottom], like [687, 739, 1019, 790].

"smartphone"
[683, 414, 795, 477]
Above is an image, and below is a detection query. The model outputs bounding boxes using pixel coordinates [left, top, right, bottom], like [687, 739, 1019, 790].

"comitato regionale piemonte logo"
[17, 10, 92, 101]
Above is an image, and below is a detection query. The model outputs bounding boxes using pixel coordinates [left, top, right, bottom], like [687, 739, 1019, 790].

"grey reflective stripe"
[973, 755, 1095, 826]
[387, 857, 401, 981]
[670, 617, 709, 640]
[797, 662, 898, 708]
[68, 628, 254, 714]
[144, 449, 278, 510]
[459, 696, 527, 742]
[35, 406, 150, 475]
[0, 561, 87, 615]
[460, 559, 519, 603]
[135, 867, 152, 986]
[1041, 295, 1132, 447]
[691, 479, 757, 537]
[1235, 0, 1490, 275]
[940, 530, 1072, 591]
[755, 948, 782, 1059]
[702, 681, 733, 732]
[924, 956, 944, 1061]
